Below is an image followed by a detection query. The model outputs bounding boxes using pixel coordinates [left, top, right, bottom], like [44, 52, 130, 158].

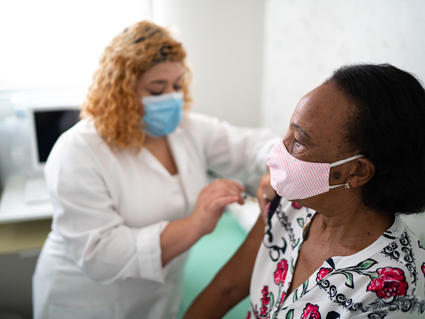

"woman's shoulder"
[341, 217, 425, 304]
[312, 220, 425, 318]
[385, 215, 425, 263]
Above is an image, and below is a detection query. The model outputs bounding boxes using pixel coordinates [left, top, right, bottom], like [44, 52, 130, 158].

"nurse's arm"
[183, 215, 265, 319]
[161, 179, 244, 266]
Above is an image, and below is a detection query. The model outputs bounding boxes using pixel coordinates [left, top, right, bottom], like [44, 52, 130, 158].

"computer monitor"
[28, 105, 80, 172]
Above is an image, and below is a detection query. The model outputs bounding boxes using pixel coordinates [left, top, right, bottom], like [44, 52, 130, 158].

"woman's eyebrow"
[291, 123, 312, 142]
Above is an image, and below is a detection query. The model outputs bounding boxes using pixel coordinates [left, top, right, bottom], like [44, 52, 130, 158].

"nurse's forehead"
[290, 83, 355, 142]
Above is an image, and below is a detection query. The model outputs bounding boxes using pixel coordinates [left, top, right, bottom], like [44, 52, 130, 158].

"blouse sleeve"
[45, 131, 169, 285]
[190, 113, 279, 195]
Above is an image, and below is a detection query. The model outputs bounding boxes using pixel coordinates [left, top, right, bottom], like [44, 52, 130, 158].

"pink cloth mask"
[266, 141, 364, 200]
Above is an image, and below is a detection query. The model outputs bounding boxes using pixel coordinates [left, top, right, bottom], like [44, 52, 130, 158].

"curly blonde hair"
[81, 20, 192, 151]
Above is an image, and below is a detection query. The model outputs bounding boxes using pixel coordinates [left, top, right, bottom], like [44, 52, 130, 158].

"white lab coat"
[33, 112, 278, 319]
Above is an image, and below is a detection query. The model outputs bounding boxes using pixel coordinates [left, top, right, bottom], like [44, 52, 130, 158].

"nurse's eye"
[148, 90, 164, 96]
[173, 84, 183, 91]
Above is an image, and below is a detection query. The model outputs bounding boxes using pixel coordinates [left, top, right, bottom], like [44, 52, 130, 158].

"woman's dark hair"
[328, 63, 425, 215]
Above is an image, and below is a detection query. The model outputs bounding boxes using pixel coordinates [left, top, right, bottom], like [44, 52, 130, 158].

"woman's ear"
[348, 157, 375, 188]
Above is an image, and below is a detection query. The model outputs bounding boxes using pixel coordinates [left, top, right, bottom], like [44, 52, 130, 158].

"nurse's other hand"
[190, 179, 244, 236]
[256, 172, 275, 223]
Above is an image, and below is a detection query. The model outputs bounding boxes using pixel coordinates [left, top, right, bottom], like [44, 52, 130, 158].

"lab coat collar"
[167, 123, 196, 213]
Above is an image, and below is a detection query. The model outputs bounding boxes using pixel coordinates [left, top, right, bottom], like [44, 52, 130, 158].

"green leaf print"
[297, 218, 305, 228]
[356, 259, 377, 270]
[343, 272, 354, 289]
[269, 291, 275, 313]
[285, 309, 294, 319]
[291, 259, 295, 274]
[301, 279, 309, 295]
[292, 289, 298, 302]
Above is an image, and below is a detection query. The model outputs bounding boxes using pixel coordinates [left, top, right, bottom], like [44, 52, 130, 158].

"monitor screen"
[31, 108, 80, 165]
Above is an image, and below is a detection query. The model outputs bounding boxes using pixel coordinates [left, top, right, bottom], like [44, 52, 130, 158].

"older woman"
[32, 21, 277, 319]
[184, 64, 425, 318]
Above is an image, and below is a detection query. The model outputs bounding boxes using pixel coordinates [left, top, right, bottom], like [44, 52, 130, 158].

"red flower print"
[302, 303, 321, 319]
[422, 263, 425, 276]
[260, 285, 270, 317]
[246, 311, 251, 319]
[316, 267, 333, 282]
[367, 267, 408, 299]
[292, 201, 302, 209]
[279, 292, 286, 304]
[274, 259, 288, 285]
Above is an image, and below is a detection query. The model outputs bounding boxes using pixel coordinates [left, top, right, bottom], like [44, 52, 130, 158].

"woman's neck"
[310, 203, 394, 253]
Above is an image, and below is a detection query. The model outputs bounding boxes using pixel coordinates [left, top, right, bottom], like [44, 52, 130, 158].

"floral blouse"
[248, 198, 425, 319]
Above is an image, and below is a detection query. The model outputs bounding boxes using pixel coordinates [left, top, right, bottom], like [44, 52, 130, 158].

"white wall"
[153, 0, 265, 127]
[262, 0, 425, 136]
[0, 0, 265, 127]
[0, 0, 152, 91]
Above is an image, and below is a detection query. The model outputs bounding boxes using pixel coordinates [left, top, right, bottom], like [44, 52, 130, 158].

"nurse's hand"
[256, 172, 275, 223]
[190, 179, 244, 236]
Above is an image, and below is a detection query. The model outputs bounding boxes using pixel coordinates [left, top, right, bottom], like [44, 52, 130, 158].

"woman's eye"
[292, 139, 303, 152]
[173, 85, 182, 91]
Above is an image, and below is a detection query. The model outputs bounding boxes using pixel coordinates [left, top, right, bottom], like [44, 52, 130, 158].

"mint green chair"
[179, 212, 250, 318]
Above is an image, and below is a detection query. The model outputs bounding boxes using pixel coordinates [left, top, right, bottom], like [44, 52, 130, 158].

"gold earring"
[344, 182, 351, 189]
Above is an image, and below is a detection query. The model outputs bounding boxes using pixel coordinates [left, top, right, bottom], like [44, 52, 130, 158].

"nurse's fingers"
[213, 179, 244, 192]
[210, 195, 240, 213]
[193, 195, 240, 235]
[206, 179, 245, 204]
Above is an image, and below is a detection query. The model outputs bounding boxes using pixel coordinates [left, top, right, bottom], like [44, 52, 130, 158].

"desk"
[0, 176, 53, 224]
[0, 219, 51, 254]
[0, 219, 51, 319]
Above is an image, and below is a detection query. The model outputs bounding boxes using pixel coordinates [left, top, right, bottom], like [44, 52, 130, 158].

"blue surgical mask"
[142, 92, 184, 137]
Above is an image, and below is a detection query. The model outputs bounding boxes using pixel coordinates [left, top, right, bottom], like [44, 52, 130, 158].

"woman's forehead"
[291, 83, 355, 143]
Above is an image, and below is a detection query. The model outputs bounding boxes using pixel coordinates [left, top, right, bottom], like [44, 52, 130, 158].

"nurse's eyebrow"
[174, 73, 185, 83]
[149, 80, 167, 85]
[291, 123, 312, 142]
[149, 73, 185, 85]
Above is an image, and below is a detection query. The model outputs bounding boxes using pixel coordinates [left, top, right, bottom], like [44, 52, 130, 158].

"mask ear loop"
[329, 154, 364, 168]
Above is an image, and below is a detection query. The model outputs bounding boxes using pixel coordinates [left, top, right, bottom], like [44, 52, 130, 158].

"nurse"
[32, 20, 277, 319]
